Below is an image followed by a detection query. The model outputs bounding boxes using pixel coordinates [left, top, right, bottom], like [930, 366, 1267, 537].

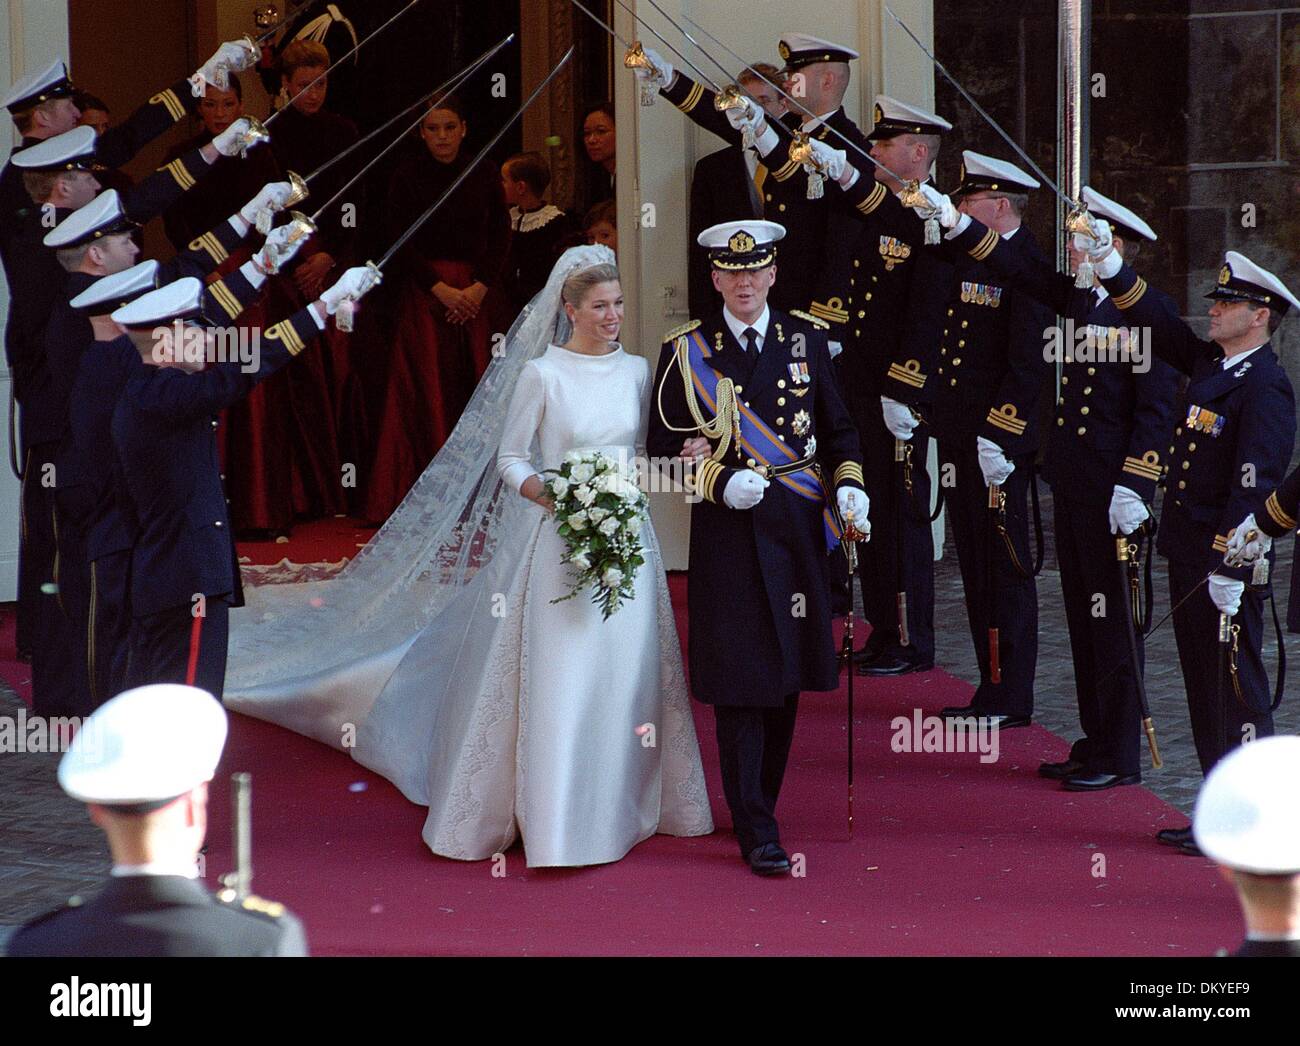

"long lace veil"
[225, 244, 618, 697]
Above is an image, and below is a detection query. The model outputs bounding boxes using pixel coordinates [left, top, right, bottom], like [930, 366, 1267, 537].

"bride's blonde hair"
[561, 263, 620, 307]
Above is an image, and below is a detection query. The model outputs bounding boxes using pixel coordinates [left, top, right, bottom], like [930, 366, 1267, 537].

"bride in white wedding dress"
[224, 245, 713, 867]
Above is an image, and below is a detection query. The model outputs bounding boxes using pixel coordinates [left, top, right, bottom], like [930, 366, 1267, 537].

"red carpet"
[3, 521, 1242, 955]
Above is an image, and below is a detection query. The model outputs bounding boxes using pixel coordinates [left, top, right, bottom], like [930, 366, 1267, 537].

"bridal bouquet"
[545, 451, 649, 620]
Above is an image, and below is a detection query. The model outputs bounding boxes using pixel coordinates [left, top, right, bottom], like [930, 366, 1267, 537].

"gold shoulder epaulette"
[788, 309, 830, 330]
[662, 319, 701, 343]
[217, 891, 286, 919]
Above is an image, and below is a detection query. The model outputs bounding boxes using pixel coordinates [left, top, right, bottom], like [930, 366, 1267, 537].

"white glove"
[722, 468, 768, 510]
[1072, 215, 1113, 260]
[1224, 512, 1272, 567]
[240, 181, 294, 226]
[912, 183, 959, 229]
[805, 139, 847, 181]
[827, 340, 843, 359]
[724, 97, 765, 139]
[1208, 575, 1244, 617]
[837, 486, 871, 540]
[881, 397, 918, 440]
[212, 117, 263, 157]
[256, 222, 312, 274]
[320, 265, 382, 316]
[192, 39, 258, 95]
[630, 46, 673, 90]
[976, 436, 1014, 487]
[1107, 484, 1149, 536]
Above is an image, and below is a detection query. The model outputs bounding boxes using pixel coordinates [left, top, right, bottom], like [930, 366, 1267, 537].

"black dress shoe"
[1038, 758, 1086, 780]
[746, 842, 791, 876]
[859, 649, 933, 676]
[1156, 825, 1193, 846]
[1061, 770, 1141, 792]
[853, 642, 887, 667]
[940, 705, 1030, 729]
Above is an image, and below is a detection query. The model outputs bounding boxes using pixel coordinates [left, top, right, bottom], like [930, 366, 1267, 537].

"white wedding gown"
[229, 344, 713, 867]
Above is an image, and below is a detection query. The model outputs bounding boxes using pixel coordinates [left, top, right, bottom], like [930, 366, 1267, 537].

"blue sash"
[684, 329, 841, 550]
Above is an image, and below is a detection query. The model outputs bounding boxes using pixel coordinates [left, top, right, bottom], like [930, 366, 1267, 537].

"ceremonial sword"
[569, 0, 722, 93]
[1116, 534, 1161, 768]
[883, 6, 1099, 278]
[316, 47, 574, 330]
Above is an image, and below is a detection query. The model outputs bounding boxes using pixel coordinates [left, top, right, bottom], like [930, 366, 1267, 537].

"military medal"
[791, 410, 811, 437]
[788, 362, 810, 384]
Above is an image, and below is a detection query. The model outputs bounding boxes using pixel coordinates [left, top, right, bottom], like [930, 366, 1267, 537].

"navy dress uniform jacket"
[112, 305, 323, 619]
[1099, 264, 1296, 580]
[646, 308, 865, 707]
[6, 874, 307, 957]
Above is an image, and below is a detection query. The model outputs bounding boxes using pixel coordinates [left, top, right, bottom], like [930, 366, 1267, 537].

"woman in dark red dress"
[362, 97, 510, 524]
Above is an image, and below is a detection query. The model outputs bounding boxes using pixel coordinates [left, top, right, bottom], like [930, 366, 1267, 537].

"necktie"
[742, 327, 758, 354]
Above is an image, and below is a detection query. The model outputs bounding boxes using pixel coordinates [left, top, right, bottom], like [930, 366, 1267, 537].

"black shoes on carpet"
[746, 842, 791, 877]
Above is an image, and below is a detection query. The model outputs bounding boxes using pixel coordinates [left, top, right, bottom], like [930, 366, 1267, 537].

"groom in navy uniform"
[648, 220, 868, 875]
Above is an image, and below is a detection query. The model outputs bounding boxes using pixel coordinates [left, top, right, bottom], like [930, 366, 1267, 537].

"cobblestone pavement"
[2, 489, 1296, 941]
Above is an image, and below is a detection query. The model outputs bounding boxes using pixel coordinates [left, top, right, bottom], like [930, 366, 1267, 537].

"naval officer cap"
[3, 59, 75, 115]
[111, 276, 206, 329]
[44, 188, 137, 249]
[950, 150, 1040, 197]
[1193, 736, 1300, 874]
[868, 96, 952, 141]
[10, 124, 100, 173]
[699, 220, 786, 271]
[71, 260, 162, 315]
[778, 33, 859, 72]
[58, 684, 228, 813]
[1081, 186, 1157, 243]
[1206, 251, 1300, 315]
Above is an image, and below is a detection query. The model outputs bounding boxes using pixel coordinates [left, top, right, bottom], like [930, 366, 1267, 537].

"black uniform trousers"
[88, 551, 132, 709]
[1053, 494, 1143, 775]
[41, 487, 94, 717]
[127, 598, 231, 701]
[853, 396, 935, 661]
[1168, 557, 1274, 775]
[713, 693, 800, 855]
[940, 442, 1037, 717]
[18, 442, 56, 668]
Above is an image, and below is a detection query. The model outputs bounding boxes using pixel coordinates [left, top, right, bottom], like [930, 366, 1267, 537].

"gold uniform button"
[778, 203, 787, 212]
[1175, 427, 1183, 436]
[953, 358, 961, 366]
[1087, 367, 1096, 376]
[1169, 445, 1176, 454]
[1056, 417, 1064, 426]
[872, 275, 878, 282]
[1080, 406, 1089, 415]
[1061, 376, 1069, 385]
[1077, 426, 1087, 435]
[734, 385, 743, 393]
[777, 397, 786, 406]
[747, 458, 757, 468]
[766, 193, 773, 202]
[865, 293, 873, 301]
[1182, 460, 1191, 470]
[854, 259, 860, 268]
[961, 320, 969, 329]
[778, 435, 786, 442]
[940, 348, 947, 356]
[850, 278, 855, 287]
[1057, 397, 1064, 406]
[1188, 441, 1197, 452]
[1083, 386, 1092, 395]
[947, 308, 954, 316]
[776, 417, 785, 426]
[950, 378, 957, 387]
[943, 329, 949, 336]
[1178, 480, 1186, 490]
[777, 380, 786, 388]
[958, 339, 965, 348]
[857, 310, 865, 319]
[855, 329, 861, 336]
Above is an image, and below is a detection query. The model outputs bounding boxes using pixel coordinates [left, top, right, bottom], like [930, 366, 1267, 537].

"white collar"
[1245, 931, 1300, 942]
[1093, 283, 1110, 302]
[1223, 346, 1262, 371]
[509, 204, 563, 233]
[723, 304, 770, 348]
[1001, 224, 1021, 241]
[111, 859, 200, 879]
[800, 108, 840, 133]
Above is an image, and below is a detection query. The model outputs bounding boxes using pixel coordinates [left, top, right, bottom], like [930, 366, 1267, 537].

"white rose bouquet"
[544, 451, 648, 620]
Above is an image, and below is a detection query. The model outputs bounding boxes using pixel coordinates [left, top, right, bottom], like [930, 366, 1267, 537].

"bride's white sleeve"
[636, 354, 651, 461]
[497, 360, 546, 494]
